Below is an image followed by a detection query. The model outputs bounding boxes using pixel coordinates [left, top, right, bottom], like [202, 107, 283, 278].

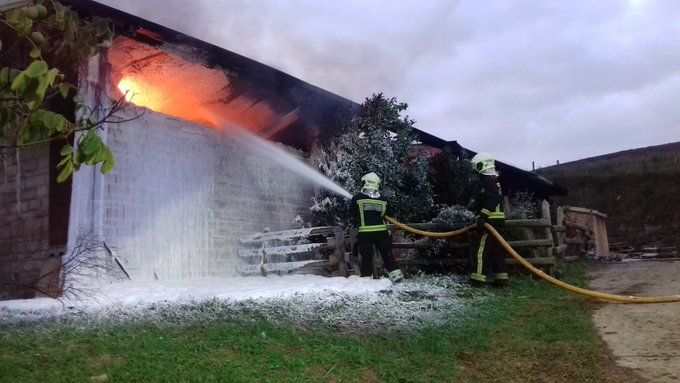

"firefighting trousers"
[357, 231, 400, 277]
[469, 227, 508, 282]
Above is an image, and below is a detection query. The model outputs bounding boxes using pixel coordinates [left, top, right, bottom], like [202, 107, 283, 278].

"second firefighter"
[468, 153, 509, 286]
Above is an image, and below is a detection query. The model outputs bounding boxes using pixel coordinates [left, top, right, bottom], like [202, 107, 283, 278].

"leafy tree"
[429, 147, 480, 208]
[0, 0, 123, 182]
[314, 93, 433, 226]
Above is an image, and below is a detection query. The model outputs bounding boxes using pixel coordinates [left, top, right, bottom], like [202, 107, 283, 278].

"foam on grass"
[0, 273, 489, 332]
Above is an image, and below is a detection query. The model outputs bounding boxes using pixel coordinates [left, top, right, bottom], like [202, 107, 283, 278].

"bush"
[429, 147, 480, 207]
[313, 94, 433, 226]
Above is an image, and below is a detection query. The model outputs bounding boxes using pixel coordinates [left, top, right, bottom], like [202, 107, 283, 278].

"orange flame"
[117, 77, 142, 103]
[116, 75, 218, 127]
[110, 37, 299, 135]
[116, 74, 294, 133]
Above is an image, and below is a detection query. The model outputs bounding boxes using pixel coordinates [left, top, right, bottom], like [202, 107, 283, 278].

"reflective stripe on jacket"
[356, 198, 387, 232]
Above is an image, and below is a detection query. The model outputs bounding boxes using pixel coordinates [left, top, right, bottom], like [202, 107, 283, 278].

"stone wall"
[0, 146, 51, 300]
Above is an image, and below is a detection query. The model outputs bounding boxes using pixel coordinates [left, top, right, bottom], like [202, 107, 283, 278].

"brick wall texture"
[96, 111, 313, 281]
[0, 146, 51, 300]
[0, 112, 314, 300]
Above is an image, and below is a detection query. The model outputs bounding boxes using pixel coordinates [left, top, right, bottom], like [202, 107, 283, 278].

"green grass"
[0, 264, 604, 383]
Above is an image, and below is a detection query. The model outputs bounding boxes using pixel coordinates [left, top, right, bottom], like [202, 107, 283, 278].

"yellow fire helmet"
[470, 152, 496, 175]
[360, 172, 381, 191]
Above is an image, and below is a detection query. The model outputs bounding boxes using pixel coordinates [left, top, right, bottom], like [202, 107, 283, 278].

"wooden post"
[372, 245, 383, 278]
[556, 207, 565, 232]
[348, 229, 360, 276]
[554, 206, 566, 259]
[333, 227, 348, 277]
[503, 196, 512, 215]
[541, 200, 555, 275]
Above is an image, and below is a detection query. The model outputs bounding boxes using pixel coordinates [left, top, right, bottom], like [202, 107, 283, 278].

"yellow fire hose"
[384, 216, 680, 303]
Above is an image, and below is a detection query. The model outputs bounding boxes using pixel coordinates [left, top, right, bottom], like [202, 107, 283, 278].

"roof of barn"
[62, 0, 566, 197]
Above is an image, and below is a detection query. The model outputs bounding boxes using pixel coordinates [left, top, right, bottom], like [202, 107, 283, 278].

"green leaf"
[73, 151, 83, 170]
[58, 83, 70, 98]
[60, 144, 73, 156]
[86, 147, 99, 165]
[30, 109, 71, 134]
[10, 71, 28, 92]
[100, 146, 115, 174]
[34, 80, 49, 103]
[9, 68, 20, 83]
[0, 67, 9, 87]
[82, 132, 101, 155]
[7, 9, 25, 27]
[25, 61, 48, 78]
[94, 144, 108, 162]
[26, 111, 48, 142]
[21, 17, 34, 35]
[57, 154, 70, 168]
[57, 160, 73, 183]
[52, 114, 69, 133]
[34, 68, 58, 101]
[6, 9, 33, 33]
[45, 68, 58, 86]
[29, 48, 41, 58]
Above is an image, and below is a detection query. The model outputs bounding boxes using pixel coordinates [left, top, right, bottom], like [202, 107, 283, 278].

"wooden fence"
[237, 201, 604, 277]
[390, 200, 559, 275]
[238, 226, 346, 276]
[360, 201, 602, 276]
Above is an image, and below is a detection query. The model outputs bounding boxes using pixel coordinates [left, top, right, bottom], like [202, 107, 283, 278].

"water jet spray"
[202, 109, 352, 200]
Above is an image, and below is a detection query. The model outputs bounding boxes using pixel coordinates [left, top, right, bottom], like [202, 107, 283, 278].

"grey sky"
[98, 0, 680, 169]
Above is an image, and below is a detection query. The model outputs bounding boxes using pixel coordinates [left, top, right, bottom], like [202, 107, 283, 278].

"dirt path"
[589, 260, 680, 383]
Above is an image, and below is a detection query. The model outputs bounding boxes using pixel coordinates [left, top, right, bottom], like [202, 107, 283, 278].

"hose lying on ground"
[384, 216, 680, 304]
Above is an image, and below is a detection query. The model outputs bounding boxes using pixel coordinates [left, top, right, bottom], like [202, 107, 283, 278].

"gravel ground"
[590, 259, 680, 383]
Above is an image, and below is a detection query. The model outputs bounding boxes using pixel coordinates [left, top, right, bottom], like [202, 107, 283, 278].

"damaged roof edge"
[63, 0, 356, 108]
[63, 0, 565, 197]
[458, 147, 568, 197]
[62, 1, 450, 147]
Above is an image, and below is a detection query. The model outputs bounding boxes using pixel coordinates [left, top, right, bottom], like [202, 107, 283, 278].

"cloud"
[97, 0, 680, 168]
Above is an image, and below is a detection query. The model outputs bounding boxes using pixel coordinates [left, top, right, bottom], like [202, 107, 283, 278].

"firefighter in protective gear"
[468, 153, 508, 286]
[351, 172, 404, 283]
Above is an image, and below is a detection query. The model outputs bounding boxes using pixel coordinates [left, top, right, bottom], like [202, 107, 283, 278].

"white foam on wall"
[68, 107, 312, 282]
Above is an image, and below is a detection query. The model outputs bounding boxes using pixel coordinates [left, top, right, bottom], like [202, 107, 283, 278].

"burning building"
[0, 0, 564, 300]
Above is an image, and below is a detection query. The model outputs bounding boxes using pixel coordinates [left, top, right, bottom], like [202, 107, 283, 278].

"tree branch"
[0, 19, 42, 59]
[0, 94, 143, 149]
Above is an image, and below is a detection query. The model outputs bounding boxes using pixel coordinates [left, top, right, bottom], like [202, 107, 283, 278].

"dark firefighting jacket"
[351, 192, 392, 233]
[472, 175, 505, 222]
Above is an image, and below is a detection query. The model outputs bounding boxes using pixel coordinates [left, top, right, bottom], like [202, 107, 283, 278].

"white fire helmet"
[471, 152, 496, 175]
[360, 172, 381, 191]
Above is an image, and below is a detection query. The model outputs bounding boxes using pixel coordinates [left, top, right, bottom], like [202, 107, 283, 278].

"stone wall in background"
[536, 142, 680, 250]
